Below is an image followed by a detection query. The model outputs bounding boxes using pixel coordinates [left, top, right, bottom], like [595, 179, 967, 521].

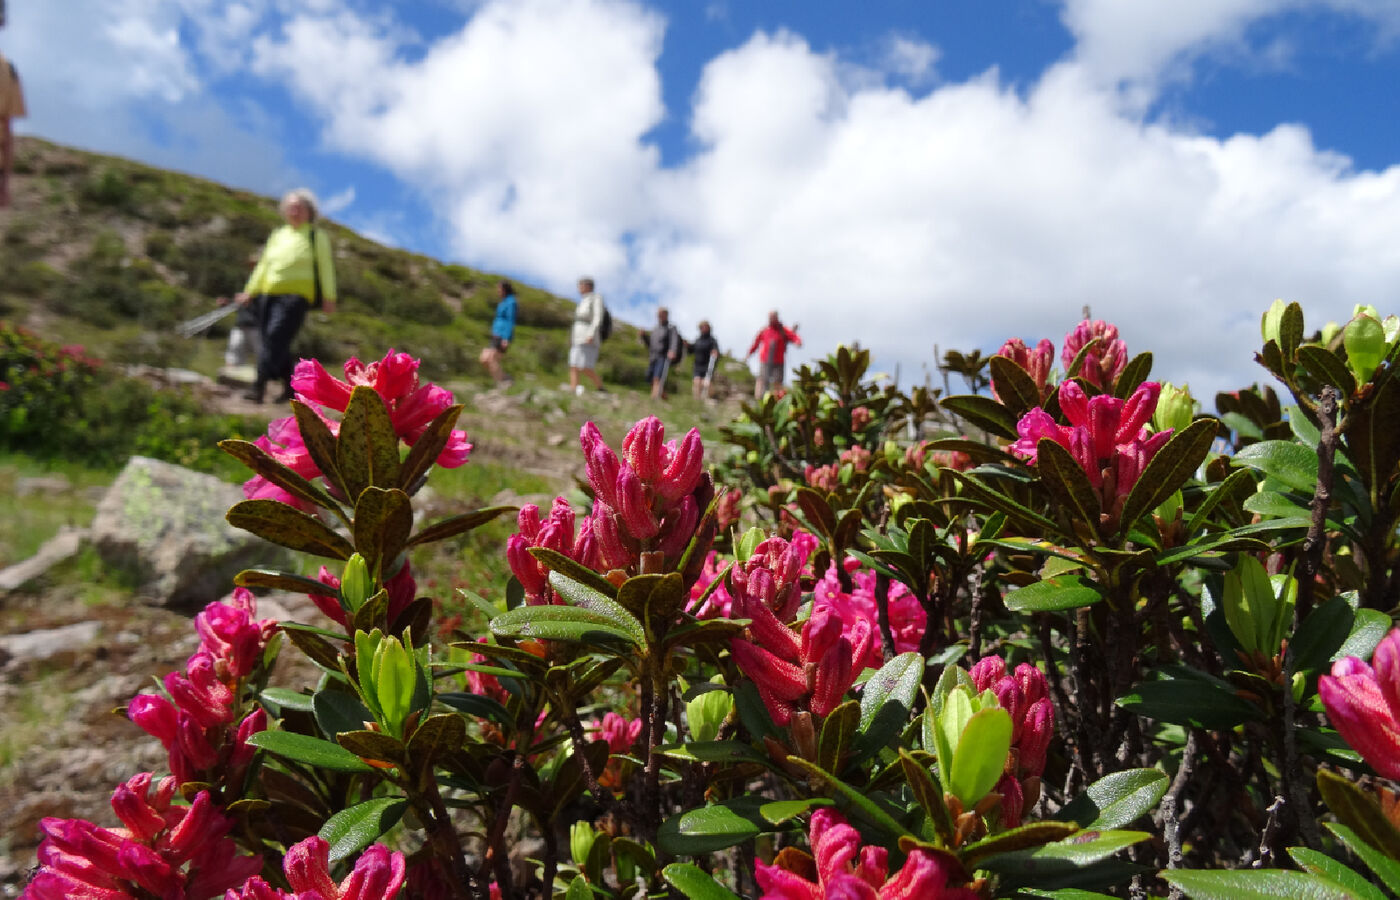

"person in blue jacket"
[481, 279, 517, 385]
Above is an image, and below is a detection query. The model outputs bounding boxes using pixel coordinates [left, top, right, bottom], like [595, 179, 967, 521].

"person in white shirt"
[569, 276, 606, 395]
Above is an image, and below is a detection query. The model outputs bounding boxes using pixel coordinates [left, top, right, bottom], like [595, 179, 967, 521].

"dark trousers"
[256, 294, 308, 386]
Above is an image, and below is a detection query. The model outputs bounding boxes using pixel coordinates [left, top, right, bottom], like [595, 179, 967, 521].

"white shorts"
[570, 343, 599, 369]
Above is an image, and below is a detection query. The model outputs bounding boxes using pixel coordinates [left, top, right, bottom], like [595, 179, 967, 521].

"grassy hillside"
[0, 136, 751, 393]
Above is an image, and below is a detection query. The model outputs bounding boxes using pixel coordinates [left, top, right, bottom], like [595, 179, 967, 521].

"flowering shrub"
[25, 302, 1400, 899]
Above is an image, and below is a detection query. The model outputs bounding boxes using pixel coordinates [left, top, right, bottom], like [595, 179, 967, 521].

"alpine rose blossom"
[995, 337, 1055, 398]
[812, 558, 926, 667]
[226, 836, 406, 900]
[755, 809, 978, 899]
[1319, 628, 1400, 780]
[1061, 319, 1127, 391]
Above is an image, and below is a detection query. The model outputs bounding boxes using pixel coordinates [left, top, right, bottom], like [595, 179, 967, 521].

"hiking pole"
[176, 304, 237, 338]
[703, 352, 717, 400]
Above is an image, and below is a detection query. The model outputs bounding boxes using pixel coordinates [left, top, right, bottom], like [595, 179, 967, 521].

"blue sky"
[6, 0, 1400, 397]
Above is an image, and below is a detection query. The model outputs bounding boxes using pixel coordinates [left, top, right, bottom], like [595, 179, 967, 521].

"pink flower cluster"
[311, 561, 418, 628]
[244, 350, 471, 508]
[1009, 381, 1169, 525]
[581, 417, 710, 575]
[731, 599, 872, 727]
[969, 656, 1055, 828]
[756, 808, 977, 899]
[128, 588, 274, 785]
[995, 338, 1054, 399]
[691, 532, 819, 620]
[813, 559, 926, 668]
[227, 835, 406, 900]
[25, 776, 262, 899]
[592, 711, 644, 790]
[1319, 628, 1400, 781]
[1061, 320, 1127, 392]
[507, 497, 598, 605]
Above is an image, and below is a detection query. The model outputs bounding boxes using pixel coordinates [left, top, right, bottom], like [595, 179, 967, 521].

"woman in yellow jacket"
[235, 188, 337, 403]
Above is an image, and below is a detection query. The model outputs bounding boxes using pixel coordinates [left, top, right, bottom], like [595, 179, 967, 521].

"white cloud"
[1061, 0, 1400, 97]
[321, 185, 356, 216]
[882, 34, 940, 86]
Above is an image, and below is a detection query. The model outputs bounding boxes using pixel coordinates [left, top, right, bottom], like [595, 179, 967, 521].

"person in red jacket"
[746, 310, 801, 399]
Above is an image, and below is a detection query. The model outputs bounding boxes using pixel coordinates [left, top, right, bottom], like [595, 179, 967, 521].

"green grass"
[0, 455, 115, 568]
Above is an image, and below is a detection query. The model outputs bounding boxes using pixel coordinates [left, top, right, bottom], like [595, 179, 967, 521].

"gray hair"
[279, 188, 320, 222]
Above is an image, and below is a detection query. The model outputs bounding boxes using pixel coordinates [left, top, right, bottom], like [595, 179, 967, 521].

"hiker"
[218, 251, 263, 368]
[235, 188, 336, 403]
[0, 44, 26, 208]
[569, 276, 606, 396]
[480, 279, 516, 385]
[642, 307, 682, 400]
[691, 319, 719, 401]
[746, 310, 801, 399]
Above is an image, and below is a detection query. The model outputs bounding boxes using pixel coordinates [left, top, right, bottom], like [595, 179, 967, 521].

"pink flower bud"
[731, 639, 807, 726]
[111, 774, 166, 843]
[1117, 382, 1161, 442]
[589, 507, 635, 571]
[969, 656, 1007, 691]
[1014, 663, 1049, 707]
[657, 428, 704, 503]
[1320, 629, 1400, 780]
[128, 694, 179, 748]
[162, 792, 231, 864]
[285, 836, 339, 899]
[119, 841, 178, 897]
[616, 467, 660, 540]
[657, 495, 699, 561]
[165, 654, 235, 727]
[340, 843, 408, 900]
[1019, 698, 1055, 776]
[232, 709, 267, 768]
[622, 416, 666, 482]
[507, 534, 547, 599]
[996, 772, 1026, 828]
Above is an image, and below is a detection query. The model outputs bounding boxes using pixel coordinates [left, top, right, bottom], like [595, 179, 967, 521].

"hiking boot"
[243, 380, 266, 403]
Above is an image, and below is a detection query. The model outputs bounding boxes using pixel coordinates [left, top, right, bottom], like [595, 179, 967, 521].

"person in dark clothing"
[691, 320, 719, 400]
[642, 307, 682, 400]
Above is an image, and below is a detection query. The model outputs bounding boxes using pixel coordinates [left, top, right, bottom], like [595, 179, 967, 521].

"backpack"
[668, 325, 685, 363]
[599, 305, 613, 341]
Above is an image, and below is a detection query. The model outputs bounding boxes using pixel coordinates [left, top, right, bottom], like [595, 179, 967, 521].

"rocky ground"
[0, 365, 743, 895]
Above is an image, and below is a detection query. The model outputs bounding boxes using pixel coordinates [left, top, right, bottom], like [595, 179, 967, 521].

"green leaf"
[989, 355, 1044, 416]
[950, 470, 1059, 534]
[1232, 440, 1320, 493]
[313, 690, 374, 741]
[1113, 352, 1154, 398]
[1036, 439, 1103, 536]
[260, 687, 314, 713]
[226, 499, 356, 560]
[1328, 822, 1400, 895]
[548, 571, 647, 647]
[352, 487, 414, 578]
[1117, 678, 1261, 729]
[783, 757, 909, 840]
[1183, 468, 1257, 535]
[337, 386, 402, 500]
[941, 394, 1019, 440]
[219, 438, 344, 515]
[1058, 769, 1168, 829]
[337, 729, 405, 766]
[407, 713, 467, 768]
[962, 821, 1081, 867]
[617, 571, 687, 633]
[656, 741, 768, 766]
[818, 700, 861, 773]
[1317, 770, 1400, 861]
[292, 398, 346, 498]
[979, 830, 1151, 875]
[408, 505, 516, 547]
[1005, 575, 1105, 612]
[1117, 418, 1218, 534]
[243, 731, 375, 772]
[948, 706, 1013, 807]
[1337, 608, 1391, 662]
[854, 652, 924, 761]
[657, 803, 762, 856]
[565, 875, 593, 900]
[899, 749, 954, 846]
[662, 863, 742, 900]
[1347, 367, 1400, 494]
[793, 486, 837, 539]
[490, 603, 641, 648]
[1344, 314, 1387, 383]
[281, 625, 344, 670]
[437, 692, 511, 724]
[320, 797, 408, 862]
[1291, 597, 1355, 672]
[235, 568, 344, 597]
[1162, 868, 1359, 900]
[397, 403, 464, 491]
[1279, 301, 1306, 361]
[1297, 345, 1358, 398]
[759, 798, 833, 825]
[1289, 847, 1388, 900]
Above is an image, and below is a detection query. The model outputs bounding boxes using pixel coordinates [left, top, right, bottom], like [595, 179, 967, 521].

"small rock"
[0, 620, 101, 671]
[546, 434, 566, 447]
[14, 475, 72, 497]
[0, 526, 86, 592]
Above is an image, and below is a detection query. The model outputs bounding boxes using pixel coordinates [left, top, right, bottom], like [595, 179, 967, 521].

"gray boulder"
[91, 456, 295, 608]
